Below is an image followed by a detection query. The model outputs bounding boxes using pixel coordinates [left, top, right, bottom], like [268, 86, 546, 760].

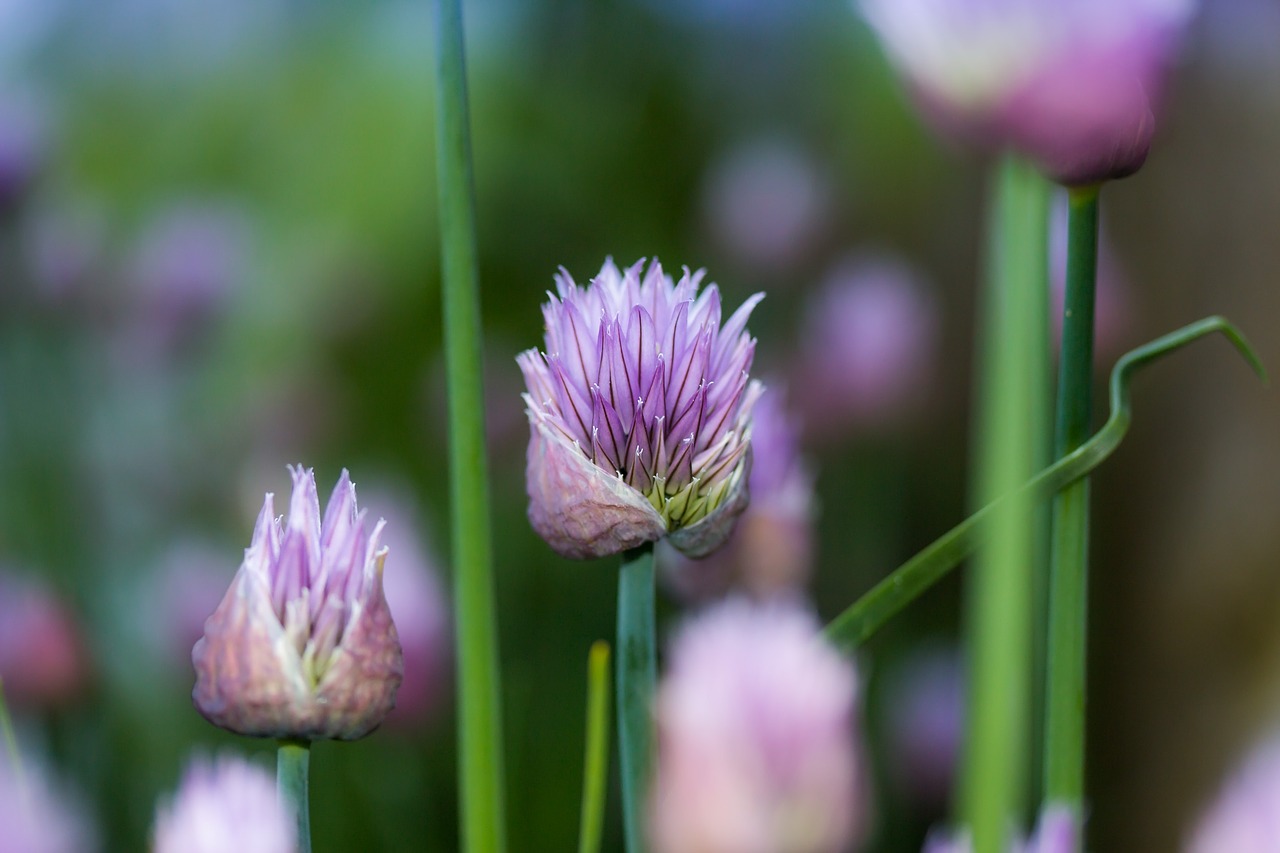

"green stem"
[1043, 187, 1100, 823]
[277, 739, 312, 853]
[616, 544, 656, 853]
[960, 156, 1044, 850]
[579, 642, 612, 853]
[433, 1, 507, 851]
[0, 679, 26, 799]
[825, 315, 1264, 652]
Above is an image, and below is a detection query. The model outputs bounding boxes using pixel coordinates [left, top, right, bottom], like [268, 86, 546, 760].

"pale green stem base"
[277, 739, 311, 853]
[0, 679, 26, 800]
[579, 642, 612, 853]
[617, 544, 656, 853]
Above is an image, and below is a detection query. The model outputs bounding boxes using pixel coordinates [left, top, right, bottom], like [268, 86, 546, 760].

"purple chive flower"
[0, 569, 89, 709]
[923, 805, 1078, 853]
[518, 259, 764, 560]
[1187, 734, 1280, 851]
[153, 755, 295, 853]
[192, 466, 403, 741]
[649, 599, 866, 853]
[860, 0, 1195, 185]
[883, 646, 964, 810]
[0, 746, 96, 853]
[661, 386, 815, 602]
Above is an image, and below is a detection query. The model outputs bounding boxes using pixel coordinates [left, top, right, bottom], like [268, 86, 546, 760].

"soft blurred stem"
[0, 678, 26, 799]
[277, 739, 312, 853]
[579, 642, 612, 853]
[959, 155, 1045, 851]
[1043, 186, 1100, 828]
[433, 1, 507, 851]
[617, 543, 656, 853]
[825, 315, 1264, 651]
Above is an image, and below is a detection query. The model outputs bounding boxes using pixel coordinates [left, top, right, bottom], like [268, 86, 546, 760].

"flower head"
[153, 755, 295, 853]
[649, 599, 865, 853]
[860, 0, 1195, 184]
[0, 568, 89, 709]
[1187, 733, 1280, 852]
[192, 466, 403, 740]
[0, 745, 95, 853]
[519, 259, 763, 559]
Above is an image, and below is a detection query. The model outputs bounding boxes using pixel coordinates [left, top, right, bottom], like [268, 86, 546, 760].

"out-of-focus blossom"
[649, 598, 865, 853]
[152, 754, 295, 853]
[883, 646, 964, 810]
[0, 569, 88, 708]
[860, 0, 1196, 185]
[923, 805, 1077, 853]
[361, 487, 451, 728]
[1049, 194, 1133, 362]
[702, 138, 830, 273]
[192, 466, 403, 741]
[0, 92, 48, 212]
[661, 386, 815, 601]
[0, 744, 96, 853]
[518, 259, 763, 560]
[794, 254, 938, 438]
[1186, 733, 1280, 851]
[149, 541, 237, 671]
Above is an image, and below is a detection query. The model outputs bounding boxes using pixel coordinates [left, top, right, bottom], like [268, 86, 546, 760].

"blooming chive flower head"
[649, 599, 865, 853]
[860, 0, 1196, 185]
[153, 755, 295, 853]
[192, 466, 403, 740]
[1187, 734, 1280, 852]
[519, 259, 764, 559]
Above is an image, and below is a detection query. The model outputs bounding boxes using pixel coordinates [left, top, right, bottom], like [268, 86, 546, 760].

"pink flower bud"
[192, 466, 403, 741]
[0, 570, 89, 709]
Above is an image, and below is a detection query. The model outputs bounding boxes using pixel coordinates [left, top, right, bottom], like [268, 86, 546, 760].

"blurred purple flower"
[518, 259, 764, 560]
[153, 754, 295, 853]
[1187, 734, 1280, 851]
[649, 598, 866, 853]
[0, 569, 89, 709]
[192, 466, 403, 741]
[923, 805, 1077, 853]
[860, 0, 1195, 185]
[0, 745, 96, 853]
[0, 92, 47, 212]
[794, 254, 939, 438]
[883, 646, 964, 810]
[149, 541, 237, 671]
[661, 385, 815, 601]
[702, 139, 830, 273]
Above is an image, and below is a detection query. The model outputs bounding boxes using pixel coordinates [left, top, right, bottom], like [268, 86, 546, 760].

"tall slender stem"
[277, 739, 312, 853]
[579, 642, 612, 853]
[1043, 187, 1100, 827]
[960, 156, 1049, 851]
[433, 1, 507, 851]
[0, 679, 26, 800]
[616, 544, 656, 853]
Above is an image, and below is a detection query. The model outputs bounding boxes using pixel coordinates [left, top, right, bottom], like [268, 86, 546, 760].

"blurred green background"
[1, 0, 1279, 850]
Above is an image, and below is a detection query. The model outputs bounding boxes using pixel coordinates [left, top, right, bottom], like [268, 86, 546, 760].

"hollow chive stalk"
[579, 642, 612, 853]
[277, 739, 311, 853]
[433, 0, 507, 850]
[617, 544, 656, 853]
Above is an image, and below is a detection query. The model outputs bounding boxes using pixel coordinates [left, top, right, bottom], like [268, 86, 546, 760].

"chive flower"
[518, 258, 763, 559]
[153, 755, 295, 853]
[1187, 734, 1280, 852]
[192, 466, 403, 741]
[859, 0, 1195, 185]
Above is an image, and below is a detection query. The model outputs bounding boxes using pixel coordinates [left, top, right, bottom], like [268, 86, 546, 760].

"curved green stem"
[0, 679, 26, 800]
[579, 642, 612, 853]
[277, 739, 312, 853]
[825, 316, 1265, 652]
[433, 0, 507, 850]
[617, 544, 656, 853]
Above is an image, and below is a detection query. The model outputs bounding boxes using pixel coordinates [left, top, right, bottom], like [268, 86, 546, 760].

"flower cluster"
[192, 466, 403, 741]
[519, 259, 763, 559]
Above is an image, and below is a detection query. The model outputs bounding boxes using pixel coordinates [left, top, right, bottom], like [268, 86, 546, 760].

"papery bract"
[519, 259, 763, 559]
[153, 755, 295, 853]
[192, 466, 403, 740]
[649, 599, 865, 853]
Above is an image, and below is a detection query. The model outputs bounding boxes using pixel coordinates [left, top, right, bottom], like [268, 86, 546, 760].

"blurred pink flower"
[650, 599, 866, 853]
[794, 254, 939, 438]
[661, 385, 815, 601]
[860, 0, 1195, 184]
[153, 754, 295, 853]
[883, 647, 964, 810]
[923, 805, 1077, 853]
[0, 745, 96, 853]
[192, 466, 403, 740]
[1187, 734, 1280, 852]
[519, 259, 763, 559]
[0, 569, 89, 708]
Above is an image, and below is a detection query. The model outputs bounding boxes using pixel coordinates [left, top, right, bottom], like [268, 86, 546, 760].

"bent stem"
[277, 739, 312, 853]
[0, 679, 26, 800]
[825, 315, 1265, 652]
[617, 544, 656, 853]
[1043, 186, 1100, 827]
[579, 642, 612, 853]
[434, 0, 507, 850]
